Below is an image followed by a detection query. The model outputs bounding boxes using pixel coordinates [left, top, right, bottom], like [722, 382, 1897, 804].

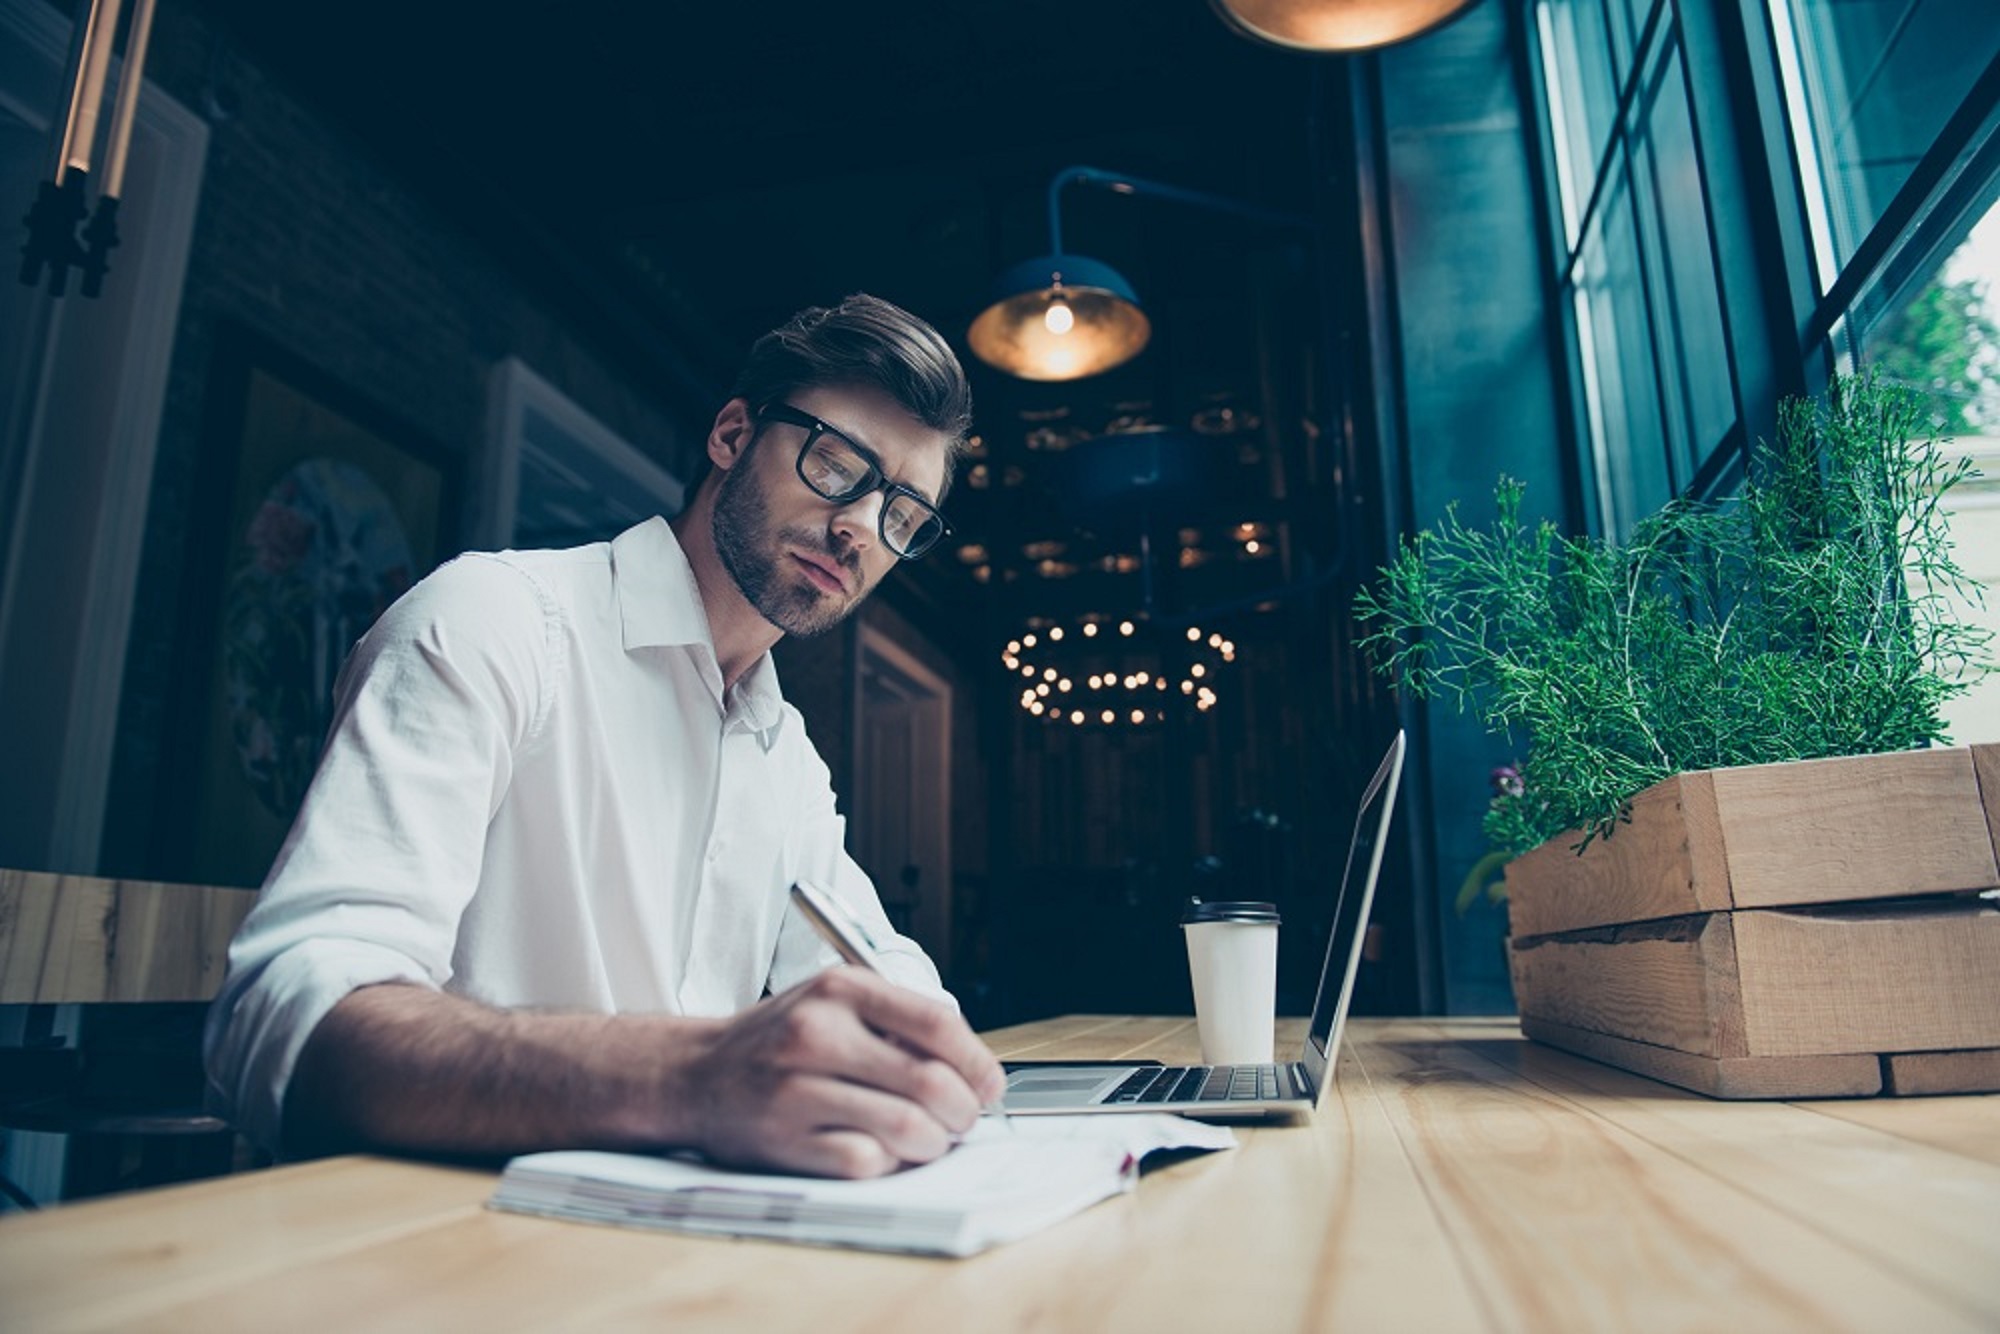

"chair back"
[0, 869, 254, 1004]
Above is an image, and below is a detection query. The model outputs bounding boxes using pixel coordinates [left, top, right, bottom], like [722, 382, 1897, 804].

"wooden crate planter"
[1503, 745, 2000, 1097]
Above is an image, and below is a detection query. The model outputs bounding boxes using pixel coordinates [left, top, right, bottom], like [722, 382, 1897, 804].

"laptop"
[1001, 729, 1405, 1118]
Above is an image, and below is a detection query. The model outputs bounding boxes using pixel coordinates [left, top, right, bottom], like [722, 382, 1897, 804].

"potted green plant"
[1358, 376, 2000, 1097]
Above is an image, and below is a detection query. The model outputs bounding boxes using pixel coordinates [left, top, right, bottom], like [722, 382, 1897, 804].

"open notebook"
[489, 1114, 1235, 1257]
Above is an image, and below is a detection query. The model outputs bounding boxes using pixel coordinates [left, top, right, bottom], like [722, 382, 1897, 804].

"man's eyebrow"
[830, 420, 941, 507]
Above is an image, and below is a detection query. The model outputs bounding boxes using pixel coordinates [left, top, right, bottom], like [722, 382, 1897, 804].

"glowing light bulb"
[1044, 298, 1075, 335]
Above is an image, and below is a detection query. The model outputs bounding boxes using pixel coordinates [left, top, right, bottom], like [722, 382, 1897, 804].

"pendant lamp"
[1208, 0, 1480, 53]
[968, 167, 1309, 383]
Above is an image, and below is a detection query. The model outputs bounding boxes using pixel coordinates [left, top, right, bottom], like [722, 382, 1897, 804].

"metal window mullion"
[1632, 33, 1705, 498]
[1666, 0, 1746, 479]
[1556, 0, 1672, 289]
[1800, 49, 2000, 357]
[1634, 155, 1693, 500]
[1520, 0, 1597, 535]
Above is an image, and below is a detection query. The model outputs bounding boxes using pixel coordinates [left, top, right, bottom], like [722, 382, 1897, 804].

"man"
[205, 294, 1005, 1180]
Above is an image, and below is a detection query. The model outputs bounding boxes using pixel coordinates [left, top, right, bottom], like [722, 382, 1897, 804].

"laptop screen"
[1297, 731, 1405, 1087]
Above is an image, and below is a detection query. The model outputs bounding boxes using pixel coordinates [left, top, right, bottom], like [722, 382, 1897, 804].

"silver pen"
[789, 880, 1010, 1126]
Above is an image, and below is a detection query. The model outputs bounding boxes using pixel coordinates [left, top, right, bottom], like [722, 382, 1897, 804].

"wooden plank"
[131, 1204, 880, 1334]
[1695, 896, 1749, 1058]
[1733, 905, 2000, 1057]
[985, 1014, 1203, 1062]
[1503, 776, 1701, 938]
[1678, 768, 1734, 915]
[1884, 1048, 2000, 1096]
[1519, 1014, 1883, 1099]
[1506, 750, 2000, 943]
[1508, 916, 1741, 1057]
[978, 1013, 1133, 1058]
[0, 867, 64, 1000]
[0, 1157, 493, 1333]
[1970, 743, 2000, 856]
[1444, 1024, 2000, 1327]
[0, 870, 254, 1003]
[1794, 1095, 2000, 1169]
[1352, 1019, 1980, 1332]
[1712, 748, 1999, 909]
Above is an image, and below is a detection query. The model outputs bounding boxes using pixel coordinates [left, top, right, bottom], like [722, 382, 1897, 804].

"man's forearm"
[281, 969, 1007, 1177]
[282, 983, 718, 1157]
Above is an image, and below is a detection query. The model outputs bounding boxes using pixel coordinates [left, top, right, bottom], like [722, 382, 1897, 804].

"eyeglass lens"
[797, 430, 945, 558]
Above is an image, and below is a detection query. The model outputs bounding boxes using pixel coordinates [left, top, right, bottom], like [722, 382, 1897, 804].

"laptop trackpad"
[1003, 1066, 1139, 1110]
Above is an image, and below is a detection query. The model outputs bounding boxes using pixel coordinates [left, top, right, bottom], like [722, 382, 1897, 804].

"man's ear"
[707, 398, 756, 472]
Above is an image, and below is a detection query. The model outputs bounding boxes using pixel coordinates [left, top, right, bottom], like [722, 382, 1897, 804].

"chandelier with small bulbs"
[1002, 616, 1236, 727]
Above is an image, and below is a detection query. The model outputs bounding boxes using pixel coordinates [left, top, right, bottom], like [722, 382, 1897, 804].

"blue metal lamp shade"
[970, 166, 1307, 382]
[966, 252, 1151, 382]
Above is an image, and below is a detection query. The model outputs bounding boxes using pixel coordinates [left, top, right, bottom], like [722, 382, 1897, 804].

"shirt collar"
[611, 517, 709, 651]
[610, 517, 786, 739]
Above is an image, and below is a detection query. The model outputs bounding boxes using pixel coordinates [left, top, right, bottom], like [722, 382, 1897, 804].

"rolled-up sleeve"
[203, 555, 553, 1152]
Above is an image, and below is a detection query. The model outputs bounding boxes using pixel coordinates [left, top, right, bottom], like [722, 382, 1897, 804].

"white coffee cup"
[1182, 900, 1280, 1065]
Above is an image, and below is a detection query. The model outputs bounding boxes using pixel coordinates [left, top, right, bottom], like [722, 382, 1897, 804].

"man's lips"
[790, 550, 851, 595]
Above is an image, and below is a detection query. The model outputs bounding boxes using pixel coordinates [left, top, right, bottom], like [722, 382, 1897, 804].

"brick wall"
[97, 1, 706, 875]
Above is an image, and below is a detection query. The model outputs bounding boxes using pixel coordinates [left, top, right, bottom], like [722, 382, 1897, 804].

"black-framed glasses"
[757, 403, 952, 560]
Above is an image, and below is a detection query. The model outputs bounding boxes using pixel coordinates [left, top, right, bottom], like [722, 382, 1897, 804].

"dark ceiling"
[197, 0, 1346, 650]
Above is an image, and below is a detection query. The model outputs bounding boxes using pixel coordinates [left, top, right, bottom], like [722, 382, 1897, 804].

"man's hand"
[283, 974, 1004, 1177]
[668, 967, 1007, 1179]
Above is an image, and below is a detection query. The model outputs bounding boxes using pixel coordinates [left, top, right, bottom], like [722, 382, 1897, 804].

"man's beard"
[711, 457, 865, 638]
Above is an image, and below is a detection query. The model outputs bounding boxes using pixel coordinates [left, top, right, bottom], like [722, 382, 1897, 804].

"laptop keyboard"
[1106, 1064, 1283, 1104]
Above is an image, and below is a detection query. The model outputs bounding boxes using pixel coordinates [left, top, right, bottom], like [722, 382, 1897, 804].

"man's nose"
[829, 487, 883, 551]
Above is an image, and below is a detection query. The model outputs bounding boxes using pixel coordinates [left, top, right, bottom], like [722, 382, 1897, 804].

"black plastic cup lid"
[1181, 899, 1280, 925]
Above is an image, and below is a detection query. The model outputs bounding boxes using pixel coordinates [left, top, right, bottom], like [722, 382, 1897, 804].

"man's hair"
[731, 293, 974, 501]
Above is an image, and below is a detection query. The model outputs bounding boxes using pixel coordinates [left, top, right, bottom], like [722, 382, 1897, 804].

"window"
[1536, 0, 1737, 535]
[1771, 0, 1997, 293]
[1768, 0, 2000, 738]
[1867, 203, 2000, 741]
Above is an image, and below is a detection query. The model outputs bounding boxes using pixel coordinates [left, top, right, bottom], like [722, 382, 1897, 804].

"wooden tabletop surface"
[2, 1015, 1995, 1333]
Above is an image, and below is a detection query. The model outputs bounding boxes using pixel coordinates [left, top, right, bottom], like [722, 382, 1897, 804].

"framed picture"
[160, 328, 458, 887]
[477, 356, 684, 550]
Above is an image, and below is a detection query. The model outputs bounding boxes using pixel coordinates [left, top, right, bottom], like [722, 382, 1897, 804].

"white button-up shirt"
[204, 517, 943, 1152]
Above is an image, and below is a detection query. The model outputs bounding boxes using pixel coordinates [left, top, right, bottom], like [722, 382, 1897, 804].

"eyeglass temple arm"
[1044, 165, 1314, 258]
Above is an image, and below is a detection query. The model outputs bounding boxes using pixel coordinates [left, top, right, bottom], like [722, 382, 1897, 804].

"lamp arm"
[1045, 164, 1312, 256]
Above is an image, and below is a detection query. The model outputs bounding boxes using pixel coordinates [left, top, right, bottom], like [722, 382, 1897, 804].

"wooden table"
[2, 1016, 1995, 1332]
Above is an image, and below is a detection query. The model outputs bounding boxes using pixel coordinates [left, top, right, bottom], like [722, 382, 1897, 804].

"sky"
[1946, 199, 2000, 291]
